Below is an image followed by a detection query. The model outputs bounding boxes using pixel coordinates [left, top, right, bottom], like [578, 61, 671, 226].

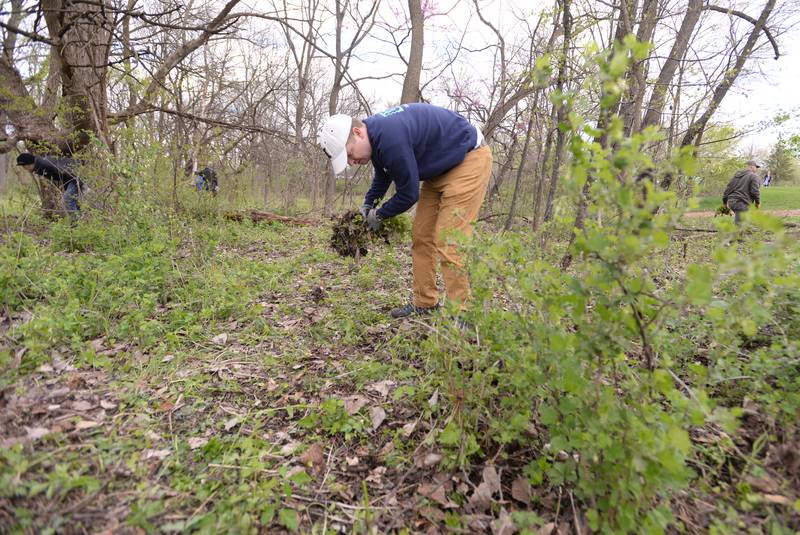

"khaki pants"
[412, 145, 492, 308]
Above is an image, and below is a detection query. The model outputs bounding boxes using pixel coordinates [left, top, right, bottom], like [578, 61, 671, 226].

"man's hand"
[359, 204, 371, 219]
[755, 201, 761, 209]
[366, 208, 383, 231]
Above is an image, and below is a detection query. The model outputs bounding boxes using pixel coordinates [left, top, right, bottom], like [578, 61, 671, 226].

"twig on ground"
[570, 490, 583, 535]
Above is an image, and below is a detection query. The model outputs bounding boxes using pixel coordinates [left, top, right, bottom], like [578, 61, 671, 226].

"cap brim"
[330, 149, 347, 175]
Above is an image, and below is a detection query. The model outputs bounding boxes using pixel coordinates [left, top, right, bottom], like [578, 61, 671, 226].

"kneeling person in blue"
[17, 153, 84, 220]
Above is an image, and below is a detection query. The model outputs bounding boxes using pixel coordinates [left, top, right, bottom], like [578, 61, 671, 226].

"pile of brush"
[329, 210, 408, 258]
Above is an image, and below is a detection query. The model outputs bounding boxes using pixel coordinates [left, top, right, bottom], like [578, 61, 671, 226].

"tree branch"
[704, 4, 780, 59]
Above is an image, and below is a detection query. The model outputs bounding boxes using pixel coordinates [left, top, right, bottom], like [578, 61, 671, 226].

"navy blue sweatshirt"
[32, 156, 79, 188]
[363, 103, 477, 218]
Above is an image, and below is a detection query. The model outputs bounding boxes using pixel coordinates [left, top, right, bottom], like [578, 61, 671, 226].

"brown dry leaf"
[511, 477, 532, 505]
[75, 420, 101, 430]
[211, 333, 228, 345]
[13, 347, 28, 368]
[370, 406, 387, 430]
[745, 475, 779, 494]
[368, 380, 396, 398]
[223, 417, 239, 431]
[428, 389, 439, 408]
[142, 449, 171, 461]
[414, 451, 443, 467]
[491, 508, 515, 535]
[161, 354, 175, 363]
[467, 467, 501, 513]
[418, 506, 446, 523]
[37, 363, 54, 373]
[379, 441, 395, 457]
[762, 494, 792, 506]
[100, 400, 117, 410]
[301, 443, 326, 476]
[423, 453, 443, 467]
[344, 395, 369, 415]
[467, 483, 494, 513]
[418, 482, 449, 507]
[188, 437, 209, 450]
[345, 455, 360, 467]
[89, 338, 105, 352]
[402, 420, 418, 437]
[26, 426, 51, 441]
[280, 442, 300, 455]
[483, 465, 501, 493]
[536, 522, 556, 535]
[365, 466, 387, 485]
[71, 400, 93, 411]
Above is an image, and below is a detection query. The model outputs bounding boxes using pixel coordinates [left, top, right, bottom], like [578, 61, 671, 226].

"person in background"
[762, 169, 772, 187]
[195, 171, 205, 191]
[722, 159, 761, 225]
[16, 153, 83, 220]
[199, 167, 218, 195]
[317, 103, 492, 319]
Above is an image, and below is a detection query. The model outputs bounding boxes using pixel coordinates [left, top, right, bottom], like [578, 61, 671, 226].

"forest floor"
[1, 212, 798, 534]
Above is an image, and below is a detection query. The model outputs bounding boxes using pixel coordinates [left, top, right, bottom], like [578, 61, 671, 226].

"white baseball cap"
[317, 114, 351, 175]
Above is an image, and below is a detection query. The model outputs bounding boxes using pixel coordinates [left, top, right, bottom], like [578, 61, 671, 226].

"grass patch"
[694, 185, 800, 211]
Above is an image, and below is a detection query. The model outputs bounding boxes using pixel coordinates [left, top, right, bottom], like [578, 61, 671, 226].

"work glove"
[366, 208, 383, 231]
[358, 204, 371, 219]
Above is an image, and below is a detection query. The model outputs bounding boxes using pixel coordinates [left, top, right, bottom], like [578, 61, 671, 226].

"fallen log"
[224, 210, 317, 226]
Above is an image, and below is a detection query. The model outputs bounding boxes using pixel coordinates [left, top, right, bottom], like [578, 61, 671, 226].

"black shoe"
[390, 303, 439, 318]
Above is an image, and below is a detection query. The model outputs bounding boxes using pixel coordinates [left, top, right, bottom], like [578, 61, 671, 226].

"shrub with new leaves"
[424, 36, 799, 534]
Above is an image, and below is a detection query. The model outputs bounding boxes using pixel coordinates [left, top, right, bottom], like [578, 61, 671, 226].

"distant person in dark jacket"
[16, 153, 83, 220]
[722, 159, 761, 225]
[317, 103, 492, 319]
[199, 167, 218, 195]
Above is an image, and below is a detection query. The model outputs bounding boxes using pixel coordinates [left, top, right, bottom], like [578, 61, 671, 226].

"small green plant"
[298, 397, 366, 439]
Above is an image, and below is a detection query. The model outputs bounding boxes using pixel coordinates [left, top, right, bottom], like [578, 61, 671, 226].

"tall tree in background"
[400, 0, 424, 103]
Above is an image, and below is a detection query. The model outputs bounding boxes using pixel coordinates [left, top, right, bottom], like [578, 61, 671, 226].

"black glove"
[366, 208, 383, 231]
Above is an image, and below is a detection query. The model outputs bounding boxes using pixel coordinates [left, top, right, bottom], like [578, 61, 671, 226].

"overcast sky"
[715, 28, 800, 152]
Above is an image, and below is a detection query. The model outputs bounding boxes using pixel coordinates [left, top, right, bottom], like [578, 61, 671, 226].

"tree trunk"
[621, 0, 660, 135]
[0, 153, 6, 195]
[641, 0, 703, 130]
[505, 110, 535, 230]
[400, 0, 424, 103]
[42, 0, 114, 152]
[542, 0, 572, 227]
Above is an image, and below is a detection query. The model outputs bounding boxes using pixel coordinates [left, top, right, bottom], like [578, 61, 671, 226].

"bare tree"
[400, 0, 424, 103]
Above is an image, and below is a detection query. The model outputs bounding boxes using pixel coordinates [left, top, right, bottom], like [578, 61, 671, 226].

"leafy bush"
[421, 39, 800, 533]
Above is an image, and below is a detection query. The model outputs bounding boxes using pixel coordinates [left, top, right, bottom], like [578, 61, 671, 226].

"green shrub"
[422, 38, 800, 533]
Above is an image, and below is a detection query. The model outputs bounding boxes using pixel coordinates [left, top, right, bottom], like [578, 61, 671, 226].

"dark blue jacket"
[363, 103, 477, 218]
[32, 156, 79, 188]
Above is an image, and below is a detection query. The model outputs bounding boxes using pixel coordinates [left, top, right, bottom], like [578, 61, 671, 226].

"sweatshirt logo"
[377, 105, 408, 118]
